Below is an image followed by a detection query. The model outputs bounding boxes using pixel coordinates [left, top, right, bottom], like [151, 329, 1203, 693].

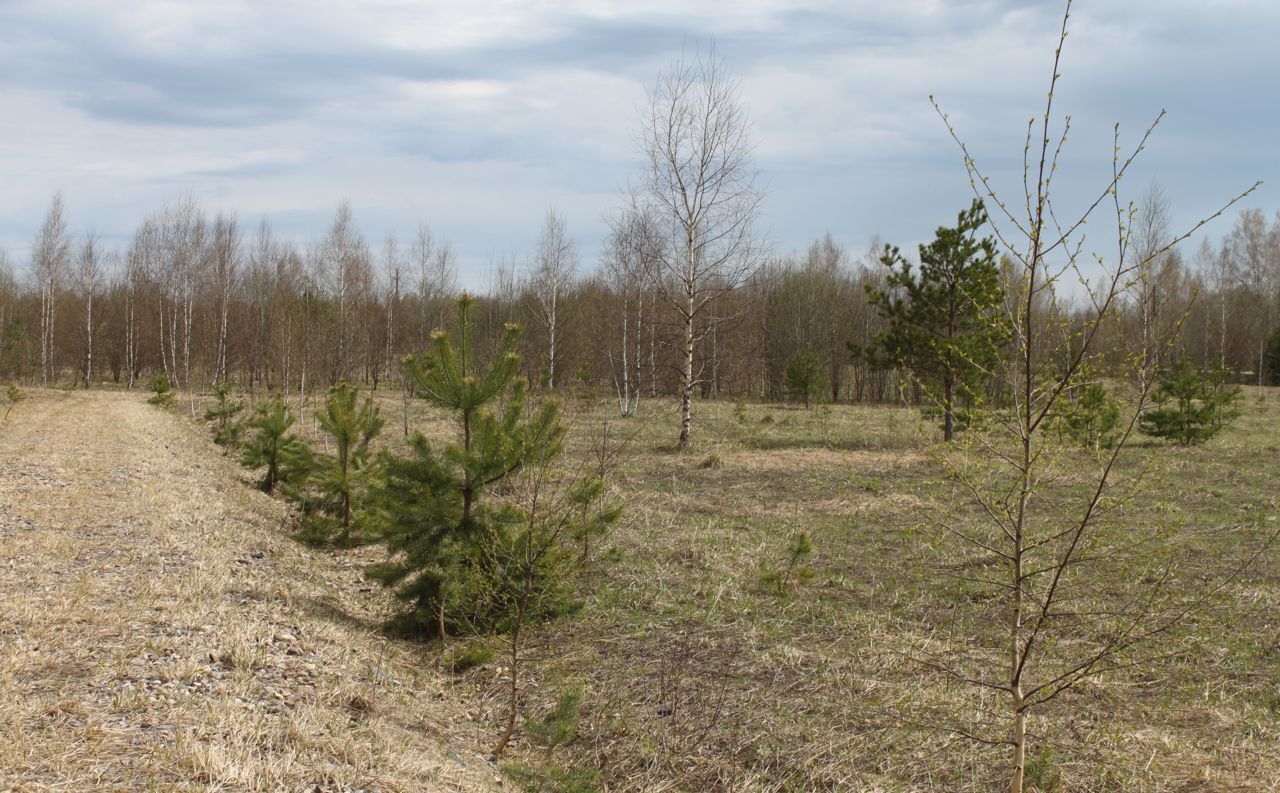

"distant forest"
[2, 188, 1278, 405]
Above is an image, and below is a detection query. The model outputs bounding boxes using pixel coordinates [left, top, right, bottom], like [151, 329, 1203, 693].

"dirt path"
[0, 390, 497, 792]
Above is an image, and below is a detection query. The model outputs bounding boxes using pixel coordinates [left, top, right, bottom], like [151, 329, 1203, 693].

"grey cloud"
[0, 0, 1274, 284]
[0, 3, 1061, 131]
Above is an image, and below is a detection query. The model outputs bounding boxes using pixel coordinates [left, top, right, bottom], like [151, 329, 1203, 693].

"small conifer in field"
[858, 200, 1009, 440]
[369, 295, 621, 756]
[785, 345, 829, 409]
[240, 394, 312, 494]
[522, 688, 584, 752]
[204, 381, 246, 449]
[1139, 358, 1241, 445]
[367, 294, 568, 637]
[147, 373, 173, 406]
[1059, 380, 1121, 451]
[299, 381, 385, 545]
[4, 384, 22, 421]
[760, 530, 816, 594]
[1265, 327, 1280, 386]
[568, 475, 623, 563]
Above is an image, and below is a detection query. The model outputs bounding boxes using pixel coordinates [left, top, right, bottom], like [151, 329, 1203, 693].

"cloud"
[0, 0, 1274, 284]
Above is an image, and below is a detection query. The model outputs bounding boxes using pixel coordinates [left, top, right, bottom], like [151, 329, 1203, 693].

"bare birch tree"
[528, 208, 578, 390]
[382, 231, 402, 389]
[122, 221, 157, 389]
[245, 218, 278, 390]
[76, 232, 104, 388]
[409, 223, 456, 348]
[0, 249, 14, 371]
[1133, 183, 1176, 370]
[638, 45, 765, 448]
[604, 201, 662, 415]
[1226, 208, 1279, 384]
[152, 196, 206, 401]
[32, 192, 72, 386]
[209, 213, 241, 385]
[317, 201, 372, 384]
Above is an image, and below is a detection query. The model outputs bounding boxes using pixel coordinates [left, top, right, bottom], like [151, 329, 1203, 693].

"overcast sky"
[1, 0, 1275, 286]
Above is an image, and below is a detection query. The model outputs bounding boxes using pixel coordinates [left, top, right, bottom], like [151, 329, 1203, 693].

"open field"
[4, 386, 1280, 791]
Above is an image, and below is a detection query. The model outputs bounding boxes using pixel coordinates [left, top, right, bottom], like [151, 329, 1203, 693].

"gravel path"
[0, 390, 497, 792]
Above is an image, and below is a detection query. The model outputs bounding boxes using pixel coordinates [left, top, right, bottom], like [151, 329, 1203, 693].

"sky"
[1, 0, 1276, 287]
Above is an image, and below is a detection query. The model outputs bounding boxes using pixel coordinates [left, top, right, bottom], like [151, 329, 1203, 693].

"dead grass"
[434, 392, 1277, 792]
[0, 389, 498, 792]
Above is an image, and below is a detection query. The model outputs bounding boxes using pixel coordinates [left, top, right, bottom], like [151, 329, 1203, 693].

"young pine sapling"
[303, 381, 385, 545]
[1139, 357, 1241, 445]
[240, 394, 312, 495]
[3, 384, 21, 422]
[148, 373, 173, 406]
[204, 381, 246, 450]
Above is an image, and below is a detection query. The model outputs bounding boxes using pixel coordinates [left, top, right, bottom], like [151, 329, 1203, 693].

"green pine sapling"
[785, 345, 829, 409]
[499, 688, 599, 793]
[4, 384, 21, 422]
[240, 394, 312, 494]
[365, 294, 621, 759]
[148, 373, 174, 406]
[489, 422, 622, 758]
[1058, 380, 1121, 451]
[857, 200, 1009, 441]
[570, 476, 622, 564]
[203, 381, 246, 449]
[301, 381, 385, 545]
[760, 530, 816, 595]
[1139, 358, 1241, 445]
[367, 293, 563, 638]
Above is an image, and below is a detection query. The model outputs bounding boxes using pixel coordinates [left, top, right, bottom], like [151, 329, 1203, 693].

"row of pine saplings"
[147, 293, 622, 761]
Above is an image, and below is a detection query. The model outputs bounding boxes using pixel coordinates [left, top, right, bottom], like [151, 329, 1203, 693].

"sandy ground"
[0, 390, 497, 792]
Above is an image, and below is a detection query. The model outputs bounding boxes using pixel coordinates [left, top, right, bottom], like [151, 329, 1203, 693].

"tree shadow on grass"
[297, 593, 380, 634]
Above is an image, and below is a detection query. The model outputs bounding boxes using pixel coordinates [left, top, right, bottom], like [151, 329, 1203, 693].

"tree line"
[2, 189, 1277, 403]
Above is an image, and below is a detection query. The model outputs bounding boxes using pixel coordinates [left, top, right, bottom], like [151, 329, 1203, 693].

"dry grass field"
[471, 391, 1280, 792]
[4, 385, 1279, 792]
[0, 389, 499, 792]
